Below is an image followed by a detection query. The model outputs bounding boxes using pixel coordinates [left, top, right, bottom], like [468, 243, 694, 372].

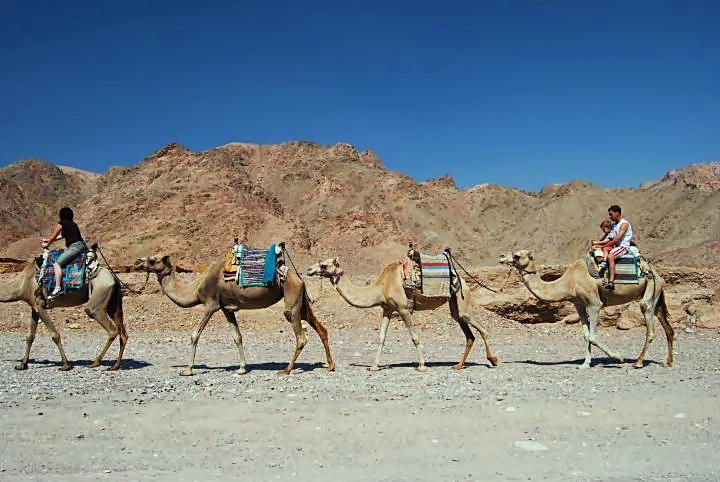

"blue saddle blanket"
[238, 243, 277, 287]
[34, 250, 88, 294]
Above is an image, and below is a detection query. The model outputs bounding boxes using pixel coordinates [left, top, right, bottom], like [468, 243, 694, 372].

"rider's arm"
[607, 222, 628, 246]
[41, 223, 63, 247]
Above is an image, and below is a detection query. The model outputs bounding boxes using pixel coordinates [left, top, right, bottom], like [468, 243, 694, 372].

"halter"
[331, 271, 344, 285]
[156, 269, 173, 283]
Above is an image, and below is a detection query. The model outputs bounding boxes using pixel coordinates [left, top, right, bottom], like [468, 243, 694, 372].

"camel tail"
[656, 289, 669, 321]
[108, 280, 124, 325]
[301, 288, 317, 323]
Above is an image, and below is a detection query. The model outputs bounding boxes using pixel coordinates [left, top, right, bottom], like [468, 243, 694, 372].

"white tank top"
[616, 219, 633, 249]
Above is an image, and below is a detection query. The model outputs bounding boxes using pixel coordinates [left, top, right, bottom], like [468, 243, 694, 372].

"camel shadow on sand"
[348, 360, 493, 371]
[171, 361, 330, 374]
[510, 357, 662, 368]
[17, 358, 151, 370]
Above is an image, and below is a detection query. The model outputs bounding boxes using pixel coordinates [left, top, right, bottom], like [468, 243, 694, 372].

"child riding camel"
[592, 219, 615, 269]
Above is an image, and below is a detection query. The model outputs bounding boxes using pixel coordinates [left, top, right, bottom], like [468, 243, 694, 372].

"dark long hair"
[59, 207, 74, 221]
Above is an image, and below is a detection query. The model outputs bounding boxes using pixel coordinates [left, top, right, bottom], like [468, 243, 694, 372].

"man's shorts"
[609, 246, 628, 258]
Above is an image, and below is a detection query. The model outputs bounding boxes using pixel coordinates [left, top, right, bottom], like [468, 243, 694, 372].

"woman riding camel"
[41, 207, 88, 300]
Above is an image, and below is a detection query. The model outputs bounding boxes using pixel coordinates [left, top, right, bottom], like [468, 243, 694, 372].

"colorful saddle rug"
[236, 243, 278, 288]
[584, 246, 644, 285]
[419, 252, 458, 297]
[34, 250, 89, 295]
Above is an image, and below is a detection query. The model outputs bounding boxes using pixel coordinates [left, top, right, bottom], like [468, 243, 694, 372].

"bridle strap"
[156, 269, 173, 283]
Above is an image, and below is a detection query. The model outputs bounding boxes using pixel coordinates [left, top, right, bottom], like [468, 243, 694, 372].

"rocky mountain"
[1, 143, 718, 273]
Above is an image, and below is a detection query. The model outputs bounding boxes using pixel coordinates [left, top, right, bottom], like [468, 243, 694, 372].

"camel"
[306, 257, 498, 371]
[0, 251, 126, 371]
[499, 250, 674, 368]
[133, 254, 335, 376]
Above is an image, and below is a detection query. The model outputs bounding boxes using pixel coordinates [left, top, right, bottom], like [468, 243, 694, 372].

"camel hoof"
[277, 369, 291, 376]
[59, 364, 72, 371]
[633, 361, 645, 369]
[107, 365, 121, 371]
[416, 365, 427, 372]
[325, 363, 336, 372]
[367, 365, 380, 372]
[488, 356, 500, 367]
[662, 360, 673, 368]
[578, 363, 591, 369]
[179, 368, 193, 376]
[451, 363, 464, 370]
[14, 363, 28, 371]
[234, 367, 247, 376]
[89, 361, 101, 369]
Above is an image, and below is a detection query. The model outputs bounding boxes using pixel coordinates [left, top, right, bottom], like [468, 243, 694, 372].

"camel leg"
[369, 308, 392, 372]
[85, 305, 119, 369]
[16, 308, 41, 370]
[37, 307, 71, 371]
[634, 299, 657, 368]
[398, 308, 426, 372]
[181, 305, 219, 376]
[575, 304, 593, 368]
[586, 304, 623, 365]
[222, 309, 247, 375]
[464, 316, 499, 367]
[302, 305, 336, 372]
[452, 319, 474, 370]
[112, 308, 128, 372]
[449, 297, 474, 370]
[655, 294, 674, 368]
[278, 307, 307, 375]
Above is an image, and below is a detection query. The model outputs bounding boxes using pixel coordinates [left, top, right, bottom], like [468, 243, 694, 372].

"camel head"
[307, 257, 342, 279]
[498, 250, 536, 273]
[133, 254, 172, 274]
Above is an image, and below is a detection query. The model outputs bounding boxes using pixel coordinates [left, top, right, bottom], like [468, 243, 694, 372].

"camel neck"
[332, 272, 383, 308]
[522, 271, 573, 303]
[158, 268, 201, 308]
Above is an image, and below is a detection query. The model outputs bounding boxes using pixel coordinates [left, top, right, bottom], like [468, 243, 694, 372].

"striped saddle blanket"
[34, 250, 89, 294]
[236, 243, 278, 288]
[585, 247, 642, 285]
[419, 253, 458, 297]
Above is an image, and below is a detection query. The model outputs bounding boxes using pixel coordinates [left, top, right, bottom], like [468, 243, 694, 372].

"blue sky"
[1, 0, 718, 191]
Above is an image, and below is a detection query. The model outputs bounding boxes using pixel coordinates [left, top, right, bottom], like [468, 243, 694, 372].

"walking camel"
[134, 254, 335, 376]
[0, 252, 126, 371]
[499, 250, 673, 368]
[307, 257, 498, 371]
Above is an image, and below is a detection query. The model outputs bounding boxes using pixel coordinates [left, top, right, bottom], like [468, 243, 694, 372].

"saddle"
[402, 247, 461, 297]
[586, 246, 651, 285]
[223, 242, 287, 287]
[34, 247, 99, 297]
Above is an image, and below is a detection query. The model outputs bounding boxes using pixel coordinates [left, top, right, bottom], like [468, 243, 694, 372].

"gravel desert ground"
[1, 290, 718, 482]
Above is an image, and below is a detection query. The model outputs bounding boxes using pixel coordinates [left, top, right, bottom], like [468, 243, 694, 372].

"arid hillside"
[1, 142, 718, 273]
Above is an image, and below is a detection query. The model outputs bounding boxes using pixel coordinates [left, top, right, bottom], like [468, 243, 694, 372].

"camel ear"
[162, 255, 170, 265]
[332, 257, 339, 267]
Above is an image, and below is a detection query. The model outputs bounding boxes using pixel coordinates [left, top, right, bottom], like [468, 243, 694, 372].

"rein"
[444, 249, 506, 293]
[96, 246, 151, 295]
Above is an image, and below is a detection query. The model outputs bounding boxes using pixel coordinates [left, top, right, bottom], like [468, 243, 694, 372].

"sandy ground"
[1, 316, 719, 482]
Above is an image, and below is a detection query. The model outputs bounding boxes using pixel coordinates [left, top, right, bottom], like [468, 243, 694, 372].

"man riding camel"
[591, 205, 633, 291]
